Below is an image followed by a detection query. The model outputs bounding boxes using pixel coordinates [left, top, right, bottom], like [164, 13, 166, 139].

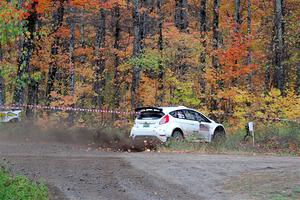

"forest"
[0, 0, 299, 127]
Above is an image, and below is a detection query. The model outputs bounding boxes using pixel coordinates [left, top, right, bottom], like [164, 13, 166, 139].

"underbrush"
[160, 122, 300, 155]
[0, 166, 48, 200]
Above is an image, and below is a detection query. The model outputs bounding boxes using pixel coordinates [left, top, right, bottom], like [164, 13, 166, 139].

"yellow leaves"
[232, 89, 250, 103]
[229, 88, 300, 128]
[268, 88, 282, 98]
[138, 73, 157, 106]
[75, 66, 93, 79]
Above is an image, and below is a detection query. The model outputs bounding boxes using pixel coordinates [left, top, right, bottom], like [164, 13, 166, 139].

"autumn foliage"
[0, 0, 299, 127]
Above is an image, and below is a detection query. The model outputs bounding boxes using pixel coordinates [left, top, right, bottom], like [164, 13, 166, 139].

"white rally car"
[0, 110, 22, 123]
[130, 106, 225, 143]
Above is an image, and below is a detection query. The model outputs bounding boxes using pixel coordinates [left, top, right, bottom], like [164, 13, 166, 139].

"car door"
[194, 111, 211, 140]
[182, 110, 200, 136]
[170, 110, 189, 134]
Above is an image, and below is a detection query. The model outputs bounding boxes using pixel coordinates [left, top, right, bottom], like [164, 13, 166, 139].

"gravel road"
[0, 142, 300, 200]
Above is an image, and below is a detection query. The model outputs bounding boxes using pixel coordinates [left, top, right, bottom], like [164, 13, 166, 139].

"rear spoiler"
[135, 107, 163, 112]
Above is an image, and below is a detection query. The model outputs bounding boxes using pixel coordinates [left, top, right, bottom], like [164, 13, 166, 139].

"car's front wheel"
[212, 129, 226, 144]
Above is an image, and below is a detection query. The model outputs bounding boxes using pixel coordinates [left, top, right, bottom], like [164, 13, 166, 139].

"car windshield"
[137, 111, 165, 120]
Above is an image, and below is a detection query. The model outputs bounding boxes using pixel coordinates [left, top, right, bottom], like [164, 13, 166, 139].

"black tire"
[8, 118, 19, 123]
[171, 130, 184, 142]
[212, 129, 226, 144]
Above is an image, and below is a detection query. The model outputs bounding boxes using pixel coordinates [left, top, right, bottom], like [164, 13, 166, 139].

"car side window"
[183, 110, 196, 121]
[177, 110, 185, 119]
[170, 110, 186, 119]
[194, 112, 211, 123]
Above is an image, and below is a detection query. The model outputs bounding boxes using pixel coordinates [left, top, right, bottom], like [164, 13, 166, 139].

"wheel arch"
[172, 128, 184, 138]
[213, 125, 226, 137]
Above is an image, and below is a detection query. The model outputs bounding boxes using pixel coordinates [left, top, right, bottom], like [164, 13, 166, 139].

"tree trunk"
[199, 0, 206, 33]
[26, 70, 39, 117]
[0, 43, 4, 106]
[233, 0, 240, 33]
[247, 0, 253, 91]
[0, 43, 3, 61]
[93, 7, 106, 108]
[211, 0, 220, 111]
[157, 0, 163, 52]
[199, 0, 206, 92]
[156, 0, 164, 105]
[273, 0, 285, 94]
[79, 9, 86, 63]
[140, 0, 151, 48]
[13, 2, 38, 105]
[0, 74, 4, 106]
[45, 0, 65, 105]
[212, 0, 219, 69]
[112, 5, 121, 108]
[131, 0, 142, 109]
[174, 0, 188, 31]
[67, 7, 75, 97]
[296, 63, 300, 95]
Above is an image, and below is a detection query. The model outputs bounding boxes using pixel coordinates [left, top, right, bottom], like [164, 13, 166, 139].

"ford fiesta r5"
[130, 106, 225, 143]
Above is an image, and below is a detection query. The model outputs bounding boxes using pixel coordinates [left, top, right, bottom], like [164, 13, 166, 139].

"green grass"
[0, 166, 48, 200]
[160, 122, 300, 155]
[269, 187, 300, 200]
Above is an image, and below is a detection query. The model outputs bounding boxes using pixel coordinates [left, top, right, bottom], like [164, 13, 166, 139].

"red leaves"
[216, 32, 256, 83]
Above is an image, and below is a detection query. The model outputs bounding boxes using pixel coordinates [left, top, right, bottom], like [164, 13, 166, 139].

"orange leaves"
[50, 92, 75, 107]
[216, 32, 256, 84]
[138, 73, 157, 106]
[70, 0, 99, 9]
[74, 47, 93, 59]
[0, 1, 27, 23]
[55, 26, 70, 38]
[69, 0, 126, 10]
[35, 0, 51, 14]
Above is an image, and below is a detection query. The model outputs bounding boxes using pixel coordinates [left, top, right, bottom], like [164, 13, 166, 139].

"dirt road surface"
[0, 142, 299, 200]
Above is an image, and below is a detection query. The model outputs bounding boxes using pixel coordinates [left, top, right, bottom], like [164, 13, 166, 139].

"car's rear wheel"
[171, 130, 184, 142]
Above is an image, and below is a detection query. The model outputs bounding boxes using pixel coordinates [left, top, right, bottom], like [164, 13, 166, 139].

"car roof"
[159, 106, 189, 113]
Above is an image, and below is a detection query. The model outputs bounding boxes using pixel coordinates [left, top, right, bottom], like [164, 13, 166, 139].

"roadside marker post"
[248, 122, 254, 147]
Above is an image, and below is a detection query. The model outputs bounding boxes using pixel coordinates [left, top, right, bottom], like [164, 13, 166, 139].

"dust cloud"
[0, 121, 134, 151]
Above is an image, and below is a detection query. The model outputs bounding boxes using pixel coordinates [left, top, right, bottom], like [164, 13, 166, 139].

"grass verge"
[0, 166, 48, 200]
[159, 122, 300, 155]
